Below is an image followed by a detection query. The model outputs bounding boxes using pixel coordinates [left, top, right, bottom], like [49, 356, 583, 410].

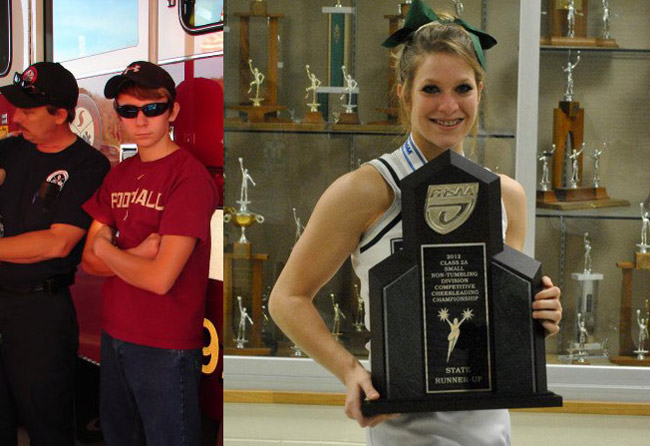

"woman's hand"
[343, 362, 400, 428]
[532, 275, 562, 336]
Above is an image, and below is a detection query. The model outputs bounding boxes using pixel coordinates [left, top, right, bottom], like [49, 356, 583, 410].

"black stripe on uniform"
[377, 157, 401, 189]
[359, 212, 402, 254]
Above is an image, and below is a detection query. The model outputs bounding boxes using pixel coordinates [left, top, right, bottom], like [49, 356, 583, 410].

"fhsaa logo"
[425, 182, 479, 234]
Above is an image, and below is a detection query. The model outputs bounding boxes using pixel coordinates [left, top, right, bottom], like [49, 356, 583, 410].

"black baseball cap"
[104, 61, 176, 101]
[0, 62, 79, 109]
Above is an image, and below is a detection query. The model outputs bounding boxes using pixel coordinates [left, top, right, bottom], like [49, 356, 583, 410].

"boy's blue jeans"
[100, 331, 202, 446]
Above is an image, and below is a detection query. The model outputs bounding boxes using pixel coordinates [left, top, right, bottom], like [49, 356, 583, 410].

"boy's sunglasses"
[114, 102, 171, 119]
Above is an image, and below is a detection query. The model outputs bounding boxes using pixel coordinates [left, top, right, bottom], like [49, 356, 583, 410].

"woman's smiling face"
[405, 51, 483, 159]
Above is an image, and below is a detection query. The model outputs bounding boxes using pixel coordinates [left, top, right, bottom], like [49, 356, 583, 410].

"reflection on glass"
[53, 0, 138, 62]
[185, 0, 224, 28]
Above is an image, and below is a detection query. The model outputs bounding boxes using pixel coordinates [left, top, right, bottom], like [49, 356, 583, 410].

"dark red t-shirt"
[83, 148, 217, 349]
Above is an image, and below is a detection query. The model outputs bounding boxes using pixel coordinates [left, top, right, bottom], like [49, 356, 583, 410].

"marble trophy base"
[367, 107, 399, 126]
[554, 186, 609, 202]
[610, 355, 650, 367]
[228, 104, 288, 123]
[303, 111, 326, 126]
[225, 346, 271, 356]
[571, 355, 591, 365]
[250, 0, 267, 15]
[550, 36, 598, 47]
[536, 189, 558, 205]
[537, 187, 630, 211]
[636, 251, 650, 269]
[595, 38, 618, 48]
[335, 112, 360, 125]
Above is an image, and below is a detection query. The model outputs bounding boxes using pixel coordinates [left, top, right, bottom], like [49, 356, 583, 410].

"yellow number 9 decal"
[202, 318, 219, 375]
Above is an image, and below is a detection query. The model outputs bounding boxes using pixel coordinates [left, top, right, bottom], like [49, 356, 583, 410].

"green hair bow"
[381, 0, 497, 68]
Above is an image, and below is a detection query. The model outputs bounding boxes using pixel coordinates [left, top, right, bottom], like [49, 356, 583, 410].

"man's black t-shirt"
[0, 135, 110, 283]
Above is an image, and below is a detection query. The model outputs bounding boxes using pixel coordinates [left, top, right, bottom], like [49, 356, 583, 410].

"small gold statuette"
[353, 283, 365, 332]
[247, 59, 265, 107]
[330, 293, 346, 341]
[303, 66, 325, 124]
[305, 65, 322, 113]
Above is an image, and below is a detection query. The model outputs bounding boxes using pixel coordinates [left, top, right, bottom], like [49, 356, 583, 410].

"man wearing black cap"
[0, 62, 110, 445]
[82, 61, 216, 446]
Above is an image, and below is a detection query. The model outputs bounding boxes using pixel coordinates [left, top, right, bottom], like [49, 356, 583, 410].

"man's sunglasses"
[114, 102, 171, 119]
[13, 72, 60, 104]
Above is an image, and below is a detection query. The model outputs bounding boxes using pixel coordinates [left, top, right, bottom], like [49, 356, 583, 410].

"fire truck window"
[0, 0, 10, 76]
[180, 0, 223, 33]
[52, 0, 138, 62]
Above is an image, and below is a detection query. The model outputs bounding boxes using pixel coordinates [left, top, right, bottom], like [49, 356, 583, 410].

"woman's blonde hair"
[394, 15, 486, 132]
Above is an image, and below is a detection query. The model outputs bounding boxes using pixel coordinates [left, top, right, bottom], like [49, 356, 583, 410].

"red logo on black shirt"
[46, 170, 69, 189]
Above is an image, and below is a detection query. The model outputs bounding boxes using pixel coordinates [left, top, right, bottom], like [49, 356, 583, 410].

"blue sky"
[53, 0, 138, 62]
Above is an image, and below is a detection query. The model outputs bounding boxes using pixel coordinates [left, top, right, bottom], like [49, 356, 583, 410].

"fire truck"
[0, 1, 223, 443]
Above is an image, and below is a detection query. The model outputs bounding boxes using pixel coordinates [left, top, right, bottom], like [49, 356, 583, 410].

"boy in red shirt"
[82, 61, 217, 446]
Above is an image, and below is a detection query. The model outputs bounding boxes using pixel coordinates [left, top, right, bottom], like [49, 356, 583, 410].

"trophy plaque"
[228, 3, 287, 123]
[363, 150, 562, 415]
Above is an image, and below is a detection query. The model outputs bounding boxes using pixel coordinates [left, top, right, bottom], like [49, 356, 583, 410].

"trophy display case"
[535, 1, 650, 368]
[224, 0, 650, 411]
[223, 0, 521, 361]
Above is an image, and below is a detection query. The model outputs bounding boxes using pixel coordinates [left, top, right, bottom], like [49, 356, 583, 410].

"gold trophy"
[224, 157, 264, 244]
[303, 65, 326, 126]
[224, 158, 269, 355]
[228, 3, 288, 123]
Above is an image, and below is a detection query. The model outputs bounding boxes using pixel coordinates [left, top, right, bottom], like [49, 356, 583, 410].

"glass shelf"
[541, 46, 650, 56]
[536, 204, 641, 220]
[224, 120, 515, 138]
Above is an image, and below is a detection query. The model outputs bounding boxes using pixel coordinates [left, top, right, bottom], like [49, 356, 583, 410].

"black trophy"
[363, 150, 562, 416]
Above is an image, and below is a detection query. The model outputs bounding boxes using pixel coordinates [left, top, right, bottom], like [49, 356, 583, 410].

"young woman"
[269, 2, 562, 444]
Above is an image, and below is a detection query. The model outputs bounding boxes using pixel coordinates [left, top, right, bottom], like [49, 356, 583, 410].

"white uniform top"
[351, 135, 511, 446]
